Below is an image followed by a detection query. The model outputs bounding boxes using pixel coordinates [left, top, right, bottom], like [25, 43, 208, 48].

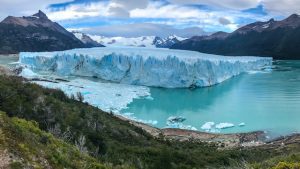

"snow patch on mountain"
[85, 34, 186, 48]
[73, 32, 104, 47]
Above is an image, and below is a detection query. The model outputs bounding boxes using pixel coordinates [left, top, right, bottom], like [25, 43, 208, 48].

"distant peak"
[286, 13, 300, 20]
[32, 10, 48, 20]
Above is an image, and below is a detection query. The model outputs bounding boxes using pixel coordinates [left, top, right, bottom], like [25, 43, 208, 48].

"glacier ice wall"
[19, 47, 272, 88]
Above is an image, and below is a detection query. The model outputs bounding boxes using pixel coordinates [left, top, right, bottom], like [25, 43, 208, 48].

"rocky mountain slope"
[73, 31, 105, 48]
[0, 10, 87, 54]
[171, 14, 300, 60]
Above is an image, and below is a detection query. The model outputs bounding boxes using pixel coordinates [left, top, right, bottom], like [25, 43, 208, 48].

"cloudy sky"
[0, 0, 299, 37]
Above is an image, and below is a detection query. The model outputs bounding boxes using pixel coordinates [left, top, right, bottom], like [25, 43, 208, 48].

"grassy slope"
[0, 75, 300, 168]
[0, 111, 107, 169]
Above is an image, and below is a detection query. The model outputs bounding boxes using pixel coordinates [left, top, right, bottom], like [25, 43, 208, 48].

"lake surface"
[0, 55, 18, 66]
[1, 55, 300, 137]
[122, 60, 300, 137]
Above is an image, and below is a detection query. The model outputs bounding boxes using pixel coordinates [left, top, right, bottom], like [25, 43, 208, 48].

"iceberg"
[201, 122, 236, 132]
[215, 123, 235, 129]
[19, 47, 272, 88]
[238, 122, 246, 127]
[201, 122, 215, 130]
[167, 116, 186, 124]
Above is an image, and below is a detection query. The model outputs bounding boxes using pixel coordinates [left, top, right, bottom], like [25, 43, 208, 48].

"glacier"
[19, 47, 272, 88]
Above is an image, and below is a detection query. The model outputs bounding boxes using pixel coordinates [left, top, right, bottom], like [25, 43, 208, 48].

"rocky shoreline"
[118, 114, 300, 150]
[116, 115, 267, 148]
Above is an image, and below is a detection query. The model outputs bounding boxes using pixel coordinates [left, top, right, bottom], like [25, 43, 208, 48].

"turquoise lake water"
[1, 55, 300, 137]
[0, 55, 18, 66]
[122, 61, 300, 137]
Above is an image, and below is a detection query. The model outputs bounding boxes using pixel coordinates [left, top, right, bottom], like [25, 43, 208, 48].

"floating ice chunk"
[19, 68, 38, 78]
[145, 96, 154, 100]
[215, 123, 235, 129]
[116, 112, 159, 126]
[165, 123, 197, 131]
[137, 119, 158, 125]
[167, 116, 186, 124]
[165, 116, 197, 130]
[19, 47, 272, 88]
[201, 122, 215, 130]
[238, 122, 246, 127]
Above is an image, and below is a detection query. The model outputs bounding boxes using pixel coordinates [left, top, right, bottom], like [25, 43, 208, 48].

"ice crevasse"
[19, 47, 272, 88]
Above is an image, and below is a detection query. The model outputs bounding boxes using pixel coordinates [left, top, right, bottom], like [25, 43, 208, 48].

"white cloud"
[169, 0, 300, 16]
[107, 0, 148, 18]
[79, 23, 206, 38]
[45, 0, 244, 33]
[130, 2, 253, 31]
[130, 2, 210, 19]
[108, 6, 130, 18]
[3, 0, 297, 38]
[262, 0, 300, 15]
[111, 0, 148, 10]
[47, 0, 149, 20]
[47, 2, 110, 21]
[168, 0, 260, 10]
[219, 17, 231, 25]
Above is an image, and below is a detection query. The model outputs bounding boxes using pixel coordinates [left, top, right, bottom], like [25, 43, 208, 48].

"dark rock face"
[171, 14, 300, 60]
[0, 10, 86, 54]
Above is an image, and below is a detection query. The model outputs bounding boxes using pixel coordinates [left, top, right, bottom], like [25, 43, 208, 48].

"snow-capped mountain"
[153, 35, 186, 48]
[90, 35, 157, 47]
[73, 32, 104, 48]
[73, 33, 187, 48]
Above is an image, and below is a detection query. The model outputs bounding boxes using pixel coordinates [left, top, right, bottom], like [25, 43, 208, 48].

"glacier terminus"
[19, 47, 272, 88]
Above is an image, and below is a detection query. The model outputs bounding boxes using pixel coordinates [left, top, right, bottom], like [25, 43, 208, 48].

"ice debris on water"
[238, 122, 246, 127]
[201, 122, 215, 130]
[201, 122, 246, 133]
[215, 123, 235, 129]
[165, 116, 197, 131]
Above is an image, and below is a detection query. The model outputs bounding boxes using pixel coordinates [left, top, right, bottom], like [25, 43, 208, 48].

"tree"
[76, 92, 84, 102]
[76, 134, 88, 153]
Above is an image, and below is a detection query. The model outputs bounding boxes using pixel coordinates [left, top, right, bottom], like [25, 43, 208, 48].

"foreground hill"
[0, 112, 106, 169]
[1, 73, 300, 168]
[0, 11, 87, 54]
[171, 14, 300, 60]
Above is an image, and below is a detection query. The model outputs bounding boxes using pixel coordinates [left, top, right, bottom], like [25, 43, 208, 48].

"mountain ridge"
[171, 14, 300, 60]
[0, 11, 88, 54]
[80, 33, 187, 48]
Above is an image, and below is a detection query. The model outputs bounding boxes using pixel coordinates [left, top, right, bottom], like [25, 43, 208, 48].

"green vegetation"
[252, 153, 300, 169]
[0, 111, 106, 169]
[1, 75, 300, 168]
